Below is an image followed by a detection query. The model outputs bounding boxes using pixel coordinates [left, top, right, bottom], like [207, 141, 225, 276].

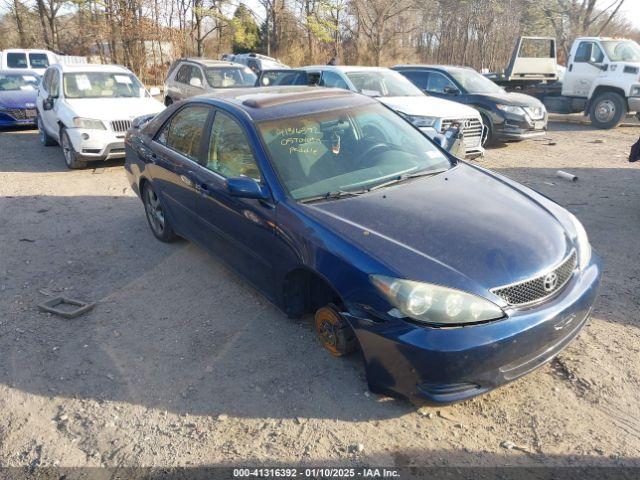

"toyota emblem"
[543, 272, 558, 292]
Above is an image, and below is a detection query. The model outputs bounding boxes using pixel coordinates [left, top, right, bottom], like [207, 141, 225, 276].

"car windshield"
[205, 66, 257, 88]
[0, 73, 39, 91]
[447, 68, 503, 94]
[257, 103, 451, 201]
[259, 70, 308, 86]
[63, 72, 148, 98]
[601, 40, 640, 62]
[345, 70, 424, 97]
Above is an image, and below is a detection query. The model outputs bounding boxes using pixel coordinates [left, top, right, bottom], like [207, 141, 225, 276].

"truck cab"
[562, 37, 640, 127]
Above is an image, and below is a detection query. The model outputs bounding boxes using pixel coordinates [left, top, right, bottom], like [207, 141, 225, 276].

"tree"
[231, 4, 260, 53]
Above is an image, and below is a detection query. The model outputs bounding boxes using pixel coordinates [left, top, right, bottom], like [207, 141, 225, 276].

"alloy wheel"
[145, 187, 165, 235]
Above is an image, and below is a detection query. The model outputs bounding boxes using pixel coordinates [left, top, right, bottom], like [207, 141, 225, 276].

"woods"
[0, 0, 637, 83]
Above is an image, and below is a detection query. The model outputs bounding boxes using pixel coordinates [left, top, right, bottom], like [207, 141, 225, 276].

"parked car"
[298, 66, 486, 158]
[163, 58, 257, 105]
[36, 63, 164, 169]
[124, 87, 601, 402]
[229, 53, 289, 74]
[393, 65, 548, 145]
[0, 49, 56, 75]
[0, 69, 39, 127]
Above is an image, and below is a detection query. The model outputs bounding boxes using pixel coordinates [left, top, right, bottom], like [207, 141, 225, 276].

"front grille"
[491, 250, 577, 307]
[524, 106, 545, 120]
[442, 118, 483, 147]
[110, 120, 131, 133]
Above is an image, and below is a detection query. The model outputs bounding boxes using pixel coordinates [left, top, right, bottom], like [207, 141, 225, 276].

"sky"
[598, 0, 640, 30]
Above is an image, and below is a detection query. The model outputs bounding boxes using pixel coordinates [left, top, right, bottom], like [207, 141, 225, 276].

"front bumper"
[66, 128, 126, 161]
[420, 126, 485, 160]
[347, 251, 602, 403]
[0, 111, 37, 127]
[494, 112, 547, 141]
[628, 96, 640, 113]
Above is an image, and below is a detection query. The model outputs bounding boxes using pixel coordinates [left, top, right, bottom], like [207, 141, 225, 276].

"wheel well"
[282, 268, 345, 319]
[587, 86, 627, 112]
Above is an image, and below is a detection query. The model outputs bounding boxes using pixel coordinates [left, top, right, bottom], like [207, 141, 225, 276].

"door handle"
[569, 64, 573, 72]
[180, 174, 194, 187]
[194, 181, 210, 193]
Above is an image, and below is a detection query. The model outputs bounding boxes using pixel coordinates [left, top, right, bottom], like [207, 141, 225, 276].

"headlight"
[569, 213, 591, 270]
[73, 117, 106, 130]
[402, 114, 438, 128]
[631, 85, 640, 96]
[370, 275, 504, 326]
[496, 104, 526, 116]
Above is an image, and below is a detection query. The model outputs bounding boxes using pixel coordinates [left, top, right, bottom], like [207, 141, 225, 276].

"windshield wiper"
[300, 189, 366, 204]
[367, 169, 447, 192]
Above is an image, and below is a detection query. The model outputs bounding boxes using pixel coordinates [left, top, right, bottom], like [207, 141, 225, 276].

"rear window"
[29, 53, 49, 68]
[6, 52, 28, 68]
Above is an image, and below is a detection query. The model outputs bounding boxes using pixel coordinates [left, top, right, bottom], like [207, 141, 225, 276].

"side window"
[206, 111, 260, 180]
[156, 105, 210, 161]
[42, 69, 52, 92]
[319, 71, 349, 90]
[307, 72, 321, 86]
[7, 52, 28, 68]
[574, 42, 604, 63]
[175, 64, 191, 84]
[29, 53, 49, 68]
[189, 66, 204, 86]
[426, 72, 456, 93]
[400, 71, 428, 90]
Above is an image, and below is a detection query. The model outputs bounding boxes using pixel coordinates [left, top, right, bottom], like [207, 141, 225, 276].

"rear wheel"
[142, 182, 178, 242]
[60, 128, 87, 169]
[314, 304, 357, 357]
[589, 92, 626, 129]
[38, 116, 56, 146]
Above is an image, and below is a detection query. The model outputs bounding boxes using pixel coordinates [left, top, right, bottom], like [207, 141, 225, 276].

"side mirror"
[149, 87, 161, 96]
[189, 77, 203, 88]
[443, 86, 461, 95]
[226, 177, 269, 200]
[42, 96, 55, 111]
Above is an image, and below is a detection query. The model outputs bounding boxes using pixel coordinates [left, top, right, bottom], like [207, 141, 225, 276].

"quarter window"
[156, 105, 210, 161]
[175, 64, 191, 84]
[206, 111, 260, 180]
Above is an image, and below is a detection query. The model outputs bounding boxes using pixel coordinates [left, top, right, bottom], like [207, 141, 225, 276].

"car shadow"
[1, 165, 639, 422]
[0, 129, 124, 173]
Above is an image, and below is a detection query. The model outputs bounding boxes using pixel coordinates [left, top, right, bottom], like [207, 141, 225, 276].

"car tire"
[142, 182, 178, 242]
[164, 96, 173, 107]
[60, 128, 87, 169]
[38, 116, 56, 146]
[314, 304, 357, 357]
[589, 92, 626, 129]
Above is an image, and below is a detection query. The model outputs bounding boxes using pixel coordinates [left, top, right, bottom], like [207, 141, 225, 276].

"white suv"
[36, 63, 164, 169]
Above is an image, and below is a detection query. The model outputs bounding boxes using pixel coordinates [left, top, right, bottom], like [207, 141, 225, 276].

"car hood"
[302, 164, 573, 299]
[65, 97, 165, 121]
[378, 95, 480, 119]
[0, 89, 38, 108]
[470, 91, 544, 107]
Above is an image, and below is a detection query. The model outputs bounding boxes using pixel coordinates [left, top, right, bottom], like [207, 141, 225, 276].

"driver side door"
[39, 68, 61, 139]
[564, 41, 606, 97]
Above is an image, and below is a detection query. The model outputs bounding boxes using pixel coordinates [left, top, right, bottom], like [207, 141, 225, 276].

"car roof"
[301, 65, 394, 73]
[198, 86, 376, 122]
[179, 58, 242, 68]
[0, 69, 41, 76]
[52, 63, 132, 74]
[394, 64, 476, 73]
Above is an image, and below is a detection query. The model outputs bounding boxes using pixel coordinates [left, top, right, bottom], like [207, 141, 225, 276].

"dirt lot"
[0, 121, 639, 470]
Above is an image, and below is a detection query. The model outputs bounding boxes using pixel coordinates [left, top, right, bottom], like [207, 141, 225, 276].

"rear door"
[147, 103, 213, 236]
[564, 41, 606, 97]
[169, 64, 191, 101]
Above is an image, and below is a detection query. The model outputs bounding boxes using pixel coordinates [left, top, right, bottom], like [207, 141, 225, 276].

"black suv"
[393, 65, 548, 145]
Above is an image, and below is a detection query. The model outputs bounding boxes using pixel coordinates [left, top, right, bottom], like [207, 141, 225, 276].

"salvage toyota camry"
[125, 87, 602, 403]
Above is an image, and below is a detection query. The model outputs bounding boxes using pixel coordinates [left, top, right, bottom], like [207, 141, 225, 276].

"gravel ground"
[0, 121, 639, 469]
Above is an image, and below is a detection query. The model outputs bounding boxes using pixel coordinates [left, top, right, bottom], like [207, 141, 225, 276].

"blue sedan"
[0, 70, 39, 127]
[124, 87, 601, 403]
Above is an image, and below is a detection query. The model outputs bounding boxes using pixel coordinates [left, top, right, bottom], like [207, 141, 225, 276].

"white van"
[0, 49, 57, 75]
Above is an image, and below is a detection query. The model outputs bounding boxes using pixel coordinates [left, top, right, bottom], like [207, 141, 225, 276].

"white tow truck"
[489, 36, 640, 129]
